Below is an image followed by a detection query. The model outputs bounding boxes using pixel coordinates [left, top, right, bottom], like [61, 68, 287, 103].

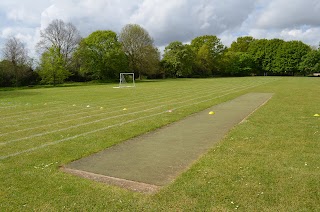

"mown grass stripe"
[0, 83, 234, 129]
[0, 79, 276, 160]
[1, 82, 261, 144]
[0, 83, 240, 136]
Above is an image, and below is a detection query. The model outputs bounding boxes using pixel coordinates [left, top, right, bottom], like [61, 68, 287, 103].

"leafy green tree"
[135, 45, 160, 79]
[37, 19, 81, 81]
[274, 41, 311, 75]
[119, 24, 159, 79]
[299, 50, 320, 75]
[0, 60, 14, 87]
[237, 53, 254, 75]
[191, 35, 226, 76]
[229, 36, 255, 53]
[247, 39, 312, 75]
[224, 36, 256, 76]
[194, 44, 215, 76]
[247, 39, 268, 75]
[38, 47, 70, 86]
[264, 39, 285, 74]
[221, 51, 254, 76]
[75, 30, 128, 80]
[162, 41, 195, 77]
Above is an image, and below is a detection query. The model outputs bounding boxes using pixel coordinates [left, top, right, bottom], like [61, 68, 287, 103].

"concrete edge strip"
[60, 166, 160, 194]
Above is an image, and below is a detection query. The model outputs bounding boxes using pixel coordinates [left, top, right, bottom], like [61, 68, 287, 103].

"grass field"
[0, 77, 319, 211]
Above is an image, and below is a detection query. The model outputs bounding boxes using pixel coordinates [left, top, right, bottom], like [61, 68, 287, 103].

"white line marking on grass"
[0, 104, 95, 121]
[2, 83, 257, 145]
[2, 78, 279, 141]
[0, 107, 97, 129]
[0, 112, 165, 160]
[0, 101, 65, 119]
[0, 83, 203, 119]
[3, 77, 268, 122]
[0, 84, 237, 136]
[0, 84, 217, 128]
[0, 79, 278, 160]
[3, 77, 273, 128]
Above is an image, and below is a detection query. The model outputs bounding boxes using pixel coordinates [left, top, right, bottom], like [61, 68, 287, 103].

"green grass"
[0, 77, 319, 211]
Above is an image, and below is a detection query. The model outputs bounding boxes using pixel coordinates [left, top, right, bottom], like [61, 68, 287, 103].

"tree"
[119, 24, 159, 79]
[194, 44, 215, 76]
[38, 47, 70, 86]
[247, 39, 312, 75]
[0, 60, 14, 87]
[162, 41, 195, 77]
[274, 41, 311, 75]
[37, 19, 81, 66]
[2, 37, 28, 65]
[136, 45, 160, 78]
[247, 39, 268, 75]
[225, 36, 256, 76]
[299, 50, 320, 75]
[74, 30, 128, 80]
[191, 35, 226, 76]
[264, 39, 285, 74]
[221, 51, 254, 76]
[1, 37, 34, 86]
[229, 36, 255, 53]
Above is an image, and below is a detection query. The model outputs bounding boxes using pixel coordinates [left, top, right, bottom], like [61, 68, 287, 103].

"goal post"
[118, 73, 135, 88]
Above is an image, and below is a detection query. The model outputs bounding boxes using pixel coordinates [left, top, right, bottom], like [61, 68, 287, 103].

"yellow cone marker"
[87, 105, 90, 108]
[100, 107, 103, 110]
[314, 114, 320, 117]
[209, 111, 215, 115]
[123, 108, 127, 111]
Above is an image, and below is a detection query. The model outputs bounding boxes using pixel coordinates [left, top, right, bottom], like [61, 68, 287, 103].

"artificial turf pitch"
[63, 93, 273, 193]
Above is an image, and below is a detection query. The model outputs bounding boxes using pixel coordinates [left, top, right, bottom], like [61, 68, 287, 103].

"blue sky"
[1, 0, 320, 58]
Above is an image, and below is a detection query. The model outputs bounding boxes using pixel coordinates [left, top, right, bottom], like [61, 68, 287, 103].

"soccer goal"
[114, 73, 135, 88]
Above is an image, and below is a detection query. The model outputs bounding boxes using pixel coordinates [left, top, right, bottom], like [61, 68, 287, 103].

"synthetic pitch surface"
[64, 93, 273, 193]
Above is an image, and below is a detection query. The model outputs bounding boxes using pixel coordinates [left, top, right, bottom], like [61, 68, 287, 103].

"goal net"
[117, 73, 135, 88]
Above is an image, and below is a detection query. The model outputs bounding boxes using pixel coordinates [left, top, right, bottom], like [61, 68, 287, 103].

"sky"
[1, 0, 320, 59]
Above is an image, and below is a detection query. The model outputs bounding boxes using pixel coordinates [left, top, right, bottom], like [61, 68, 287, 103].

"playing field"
[0, 77, 319, 211]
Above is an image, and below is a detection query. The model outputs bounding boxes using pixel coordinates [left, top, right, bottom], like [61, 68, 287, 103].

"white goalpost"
[114, 73, 135, 88]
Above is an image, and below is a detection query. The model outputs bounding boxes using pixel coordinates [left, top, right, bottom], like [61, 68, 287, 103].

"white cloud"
[221, 0, 320, 47]
[1, 0, 51, 26]
[0, 26, 40, 57]
[39, 0, 140, 35]
[256, 0, 320, 28]
[130, 0, 257, 45]
[1, 28, 14, 38]
[7, 8, 27, 21]
[40, 4, 67, 29]
[280, 27, 320, 46]
[219, 32, 240, 47]
[1, 0, 320, 60]
[241, 26, 320, 47]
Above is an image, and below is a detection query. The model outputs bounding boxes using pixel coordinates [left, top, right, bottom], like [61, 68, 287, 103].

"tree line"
[1, 19, 320, 87]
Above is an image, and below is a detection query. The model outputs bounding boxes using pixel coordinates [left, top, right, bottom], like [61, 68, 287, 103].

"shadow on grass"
[0, 81, 111, 92]
[135, 79, 165, 83]
[0, 79, 171, 95]
[0, 90, 40, 99]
